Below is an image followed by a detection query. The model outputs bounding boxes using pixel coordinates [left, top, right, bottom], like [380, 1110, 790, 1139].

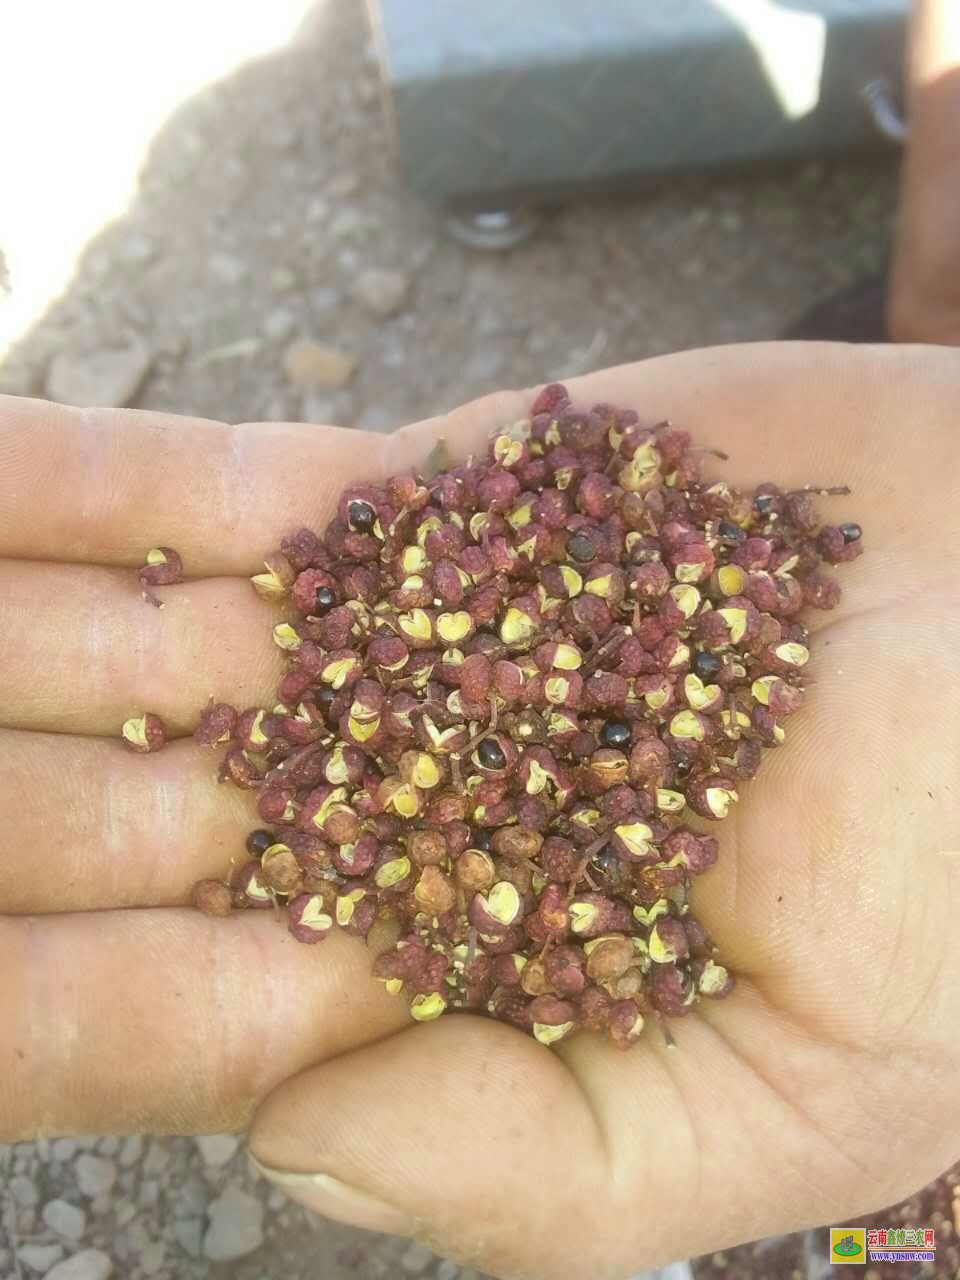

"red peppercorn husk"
[183, 384, 863, 1048]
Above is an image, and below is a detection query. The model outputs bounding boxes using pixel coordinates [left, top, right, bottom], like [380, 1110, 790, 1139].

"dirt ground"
[5, 1, 954, 1279]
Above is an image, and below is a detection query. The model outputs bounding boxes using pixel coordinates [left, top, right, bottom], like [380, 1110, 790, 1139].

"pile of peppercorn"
[188, 383, 863, 1049]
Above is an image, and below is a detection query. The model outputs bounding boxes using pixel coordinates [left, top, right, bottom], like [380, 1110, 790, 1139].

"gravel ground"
[2, 1, 955, 1278]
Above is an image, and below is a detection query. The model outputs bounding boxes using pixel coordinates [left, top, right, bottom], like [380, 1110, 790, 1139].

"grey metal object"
[862, 77, 909, 142]
[444, 207, 539, 250]
[368, 0, 908, 206]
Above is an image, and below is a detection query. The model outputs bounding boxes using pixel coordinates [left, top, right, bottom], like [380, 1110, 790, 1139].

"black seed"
[471, 828, 492, 852]
[692, 651, 722, 681]
[246, 829, 275, 856]
[753, 494, 775, 515]
[347, 500, 376, 532]
[594, 845, 622, 878]
[314, 586, 337, 614]
[717, 519, 744, 543]
[477, 738, 507, 770]
[599, 720, 632, 749]
[315, 687, 338, 724]
[839, 522, 862, 543]
[673, 759, 692, 780]
[566, 531, 597, 564]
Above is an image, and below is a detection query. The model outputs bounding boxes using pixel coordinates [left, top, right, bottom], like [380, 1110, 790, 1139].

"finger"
[0, 396, 380, 574]
[0, 909, 407, 1141]
[0, 561, 282, 734]
[248, 1000, 928, 1280]
[0, 732, 256, 913]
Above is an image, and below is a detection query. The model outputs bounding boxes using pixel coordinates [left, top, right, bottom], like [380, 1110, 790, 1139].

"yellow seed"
[398, 609, 434, 642]
[698, 960, 730, 995]
[494, 435, 525, 467]
[250, 569, 289, 600]
[485, 881, 521, 926]
[614, 823, 654, 859]
[569, 901, 600, 934]
[499, 607, 537, 647]
[543, 677, 570, 706]
[400, 545, 428, 574]
[669, 710, 705, 741]
[633, 898, 669, 926]
[585, 573, 613, 598]
[705, 785, 738, 818]
[384, 977, 404, 995]
[656, 788, 686, 812]
[684, 673, 720, 710]
[533, 1021, 574, 1045]
[717, 607, 748, 644]
[716, 564, 746, 596]
[559, 566, 583, 597]
[644, 684, 671, 712]
[774, 642, 810, 667]
[674, 561, 705, 584]
[410, 753, 441, 789]
[436, 611, 473, 644]
[272, 623, 302, 651]
[668, 642, 691, 670]
[321, 657, 358, 689]
[415, 516, 442, 547]
[410, 992, 447, 1021]
[751, 676, 777, 705]
[375, 856, 412, 889]
[506, 502, 533, 530]
[347, 716, 380, 743]
[248, 710, 269, 746]
[145, 548, 169, 565]
[121, 716, 149, 749]
[525, 758, 552, 793]
[670, 583, 701, 618]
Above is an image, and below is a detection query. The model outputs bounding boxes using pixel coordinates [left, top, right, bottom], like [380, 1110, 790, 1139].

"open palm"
[1, 343, 957, 1279]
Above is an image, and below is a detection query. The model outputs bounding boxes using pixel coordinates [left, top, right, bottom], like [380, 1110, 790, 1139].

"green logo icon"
[833, 1236, 863, 1258]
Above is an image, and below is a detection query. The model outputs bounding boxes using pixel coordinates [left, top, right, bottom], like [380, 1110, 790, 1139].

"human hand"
[1, 343, 958, 1279]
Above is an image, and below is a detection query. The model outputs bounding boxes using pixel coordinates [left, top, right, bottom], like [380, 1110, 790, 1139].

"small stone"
[400, 1242, 435, 1274]
[203, 1187, 265, 1262]
[173, 1174, 209, 1217]
[142, 1141, 171, 1177]
[262, 305, 297, 341]
[351, 267, 411, 317]
[114, 1200, 137, 1227]
[75, 1153, 117, 1198]
[9, 1174, 39, 1207]
[138, 1179, 160, 1208]
[45, 1249, 114, 1280]
[267, 1188, 288, 1212]
[118, 1135, 144, 1168]
[52, 1139, 79, 1162]
[193, 1134, 239, 1168]
[16, 1243, 65, 1272]
[46, 343, 153, 408]
[173, 1218, 203, 1259]
[208, 251, 247, 285]
[327, 172, 360, 198]
[43, 1199, 87, 1240]
[118, 233, 159, 265]
[283, 338, 356, 390]
[268, 265, 297, 291]
[436, 1261, 460, 1280]
[139, 1241, 166, 1276]
[310, 286, 340, 312]
[95, 1137, 120, 1157]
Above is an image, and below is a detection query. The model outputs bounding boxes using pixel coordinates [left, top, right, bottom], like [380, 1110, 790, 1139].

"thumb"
[247, 1015, 621, 1279]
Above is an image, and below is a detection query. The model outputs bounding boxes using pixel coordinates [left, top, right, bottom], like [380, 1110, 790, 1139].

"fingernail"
[250, 1155, 413, 1235]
